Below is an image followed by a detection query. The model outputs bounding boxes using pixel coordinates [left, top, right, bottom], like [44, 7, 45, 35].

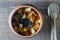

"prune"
[12, 13, 20, 22]
[19, 18, 31, 28]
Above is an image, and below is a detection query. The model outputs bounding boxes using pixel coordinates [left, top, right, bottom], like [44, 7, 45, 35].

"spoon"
[48, 3, 59, 40]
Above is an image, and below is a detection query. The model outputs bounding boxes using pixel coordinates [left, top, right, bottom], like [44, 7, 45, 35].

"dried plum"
[19, 18, 31, 28]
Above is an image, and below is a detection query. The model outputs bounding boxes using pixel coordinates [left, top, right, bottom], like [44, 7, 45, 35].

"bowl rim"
[8, 4, 43, 38]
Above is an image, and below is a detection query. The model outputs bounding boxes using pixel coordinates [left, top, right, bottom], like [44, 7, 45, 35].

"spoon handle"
[54, 20, 57, 40]
[51, 22, 54, 40]
[51, 20, 57, 40]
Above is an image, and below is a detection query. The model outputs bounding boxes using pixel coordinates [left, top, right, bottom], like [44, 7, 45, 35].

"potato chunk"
[25, 7, 31, 12]
[30, 28, 35, 34]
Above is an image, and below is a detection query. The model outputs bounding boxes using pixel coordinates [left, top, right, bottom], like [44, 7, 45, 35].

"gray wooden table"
[0, 0, 60, 40]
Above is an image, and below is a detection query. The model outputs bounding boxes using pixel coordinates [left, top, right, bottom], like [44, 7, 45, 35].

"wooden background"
[0, 0, 60, 40]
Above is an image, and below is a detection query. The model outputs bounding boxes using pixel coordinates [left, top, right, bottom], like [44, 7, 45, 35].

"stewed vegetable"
[12, 7, 41, 36]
